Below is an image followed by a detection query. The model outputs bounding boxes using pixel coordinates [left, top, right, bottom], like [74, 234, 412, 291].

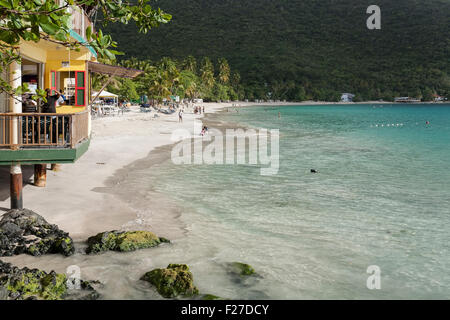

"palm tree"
[200, 57, 215, 91]
[179, 70, 198, 100]
[183, 55, 197, 73]
[218, 58, 230, 84]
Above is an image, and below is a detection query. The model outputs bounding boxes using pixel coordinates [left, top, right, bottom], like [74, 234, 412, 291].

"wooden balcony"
[0, 112, 90, 165]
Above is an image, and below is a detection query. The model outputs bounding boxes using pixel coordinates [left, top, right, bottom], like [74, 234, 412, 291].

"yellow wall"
[20, 42, 47, 63]
[57, 105, 85, 113]
[19, 39, 94, 114]
[46, 60, 88, 113]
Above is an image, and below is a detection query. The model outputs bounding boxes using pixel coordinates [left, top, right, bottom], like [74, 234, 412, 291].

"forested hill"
[104, 0, 450, 101]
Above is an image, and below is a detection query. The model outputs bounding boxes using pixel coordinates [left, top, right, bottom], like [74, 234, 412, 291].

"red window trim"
[50, 70, 57, 95]
[75, 70, 86, 106]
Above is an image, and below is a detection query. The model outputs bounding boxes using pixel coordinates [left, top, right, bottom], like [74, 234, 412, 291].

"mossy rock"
[0, 261, 66, 300]
[228, 262, 256, 276]
[0, 260, 100, 300]
[201, 294, 224, 300]
[141, 264, 199, 298]
[86, 230, 170, 254]
[26, 236, 74, 257]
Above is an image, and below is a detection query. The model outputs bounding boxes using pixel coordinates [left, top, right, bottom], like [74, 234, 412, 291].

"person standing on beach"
[178, 109, 183, 123]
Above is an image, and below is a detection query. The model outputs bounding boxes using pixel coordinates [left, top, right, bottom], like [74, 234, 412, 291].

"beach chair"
[102, 105, 113, 116]
[140, 104, 151, 113]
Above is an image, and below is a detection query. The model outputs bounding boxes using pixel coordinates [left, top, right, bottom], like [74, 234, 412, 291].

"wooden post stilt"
[10, 164, 23, 209]
[34, 164, 47, 187]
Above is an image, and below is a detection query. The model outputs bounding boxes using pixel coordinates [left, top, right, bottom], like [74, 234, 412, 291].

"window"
[50, 70, 57, 95]
[75, 71, 86, 106]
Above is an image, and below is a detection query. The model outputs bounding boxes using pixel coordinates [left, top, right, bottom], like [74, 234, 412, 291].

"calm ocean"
[144, 104, 450, 299]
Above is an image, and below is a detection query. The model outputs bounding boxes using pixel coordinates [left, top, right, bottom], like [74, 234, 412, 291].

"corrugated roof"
[87, 61, 143, 78]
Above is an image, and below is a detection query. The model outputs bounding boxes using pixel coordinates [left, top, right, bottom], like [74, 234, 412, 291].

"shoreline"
[218, 100, 448, 106]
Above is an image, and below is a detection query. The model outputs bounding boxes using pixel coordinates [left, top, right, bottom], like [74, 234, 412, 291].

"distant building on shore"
[341, 93, 355, 102]
[394, 97, 421, 103]
[433, 94, 447, 102]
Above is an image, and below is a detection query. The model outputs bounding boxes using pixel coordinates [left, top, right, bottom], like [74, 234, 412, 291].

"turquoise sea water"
[147, 104, 450, 299]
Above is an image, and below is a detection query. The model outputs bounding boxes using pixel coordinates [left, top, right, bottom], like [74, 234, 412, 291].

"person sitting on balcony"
[57, 93, 66, 106]
[21, 94, 38, 144]
[22, 94, 37, 113]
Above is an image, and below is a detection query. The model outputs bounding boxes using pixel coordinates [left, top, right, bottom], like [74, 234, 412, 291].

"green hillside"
[103, 0, 450, 101]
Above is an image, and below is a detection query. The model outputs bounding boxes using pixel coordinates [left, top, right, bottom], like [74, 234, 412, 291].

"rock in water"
[86, 230, 170, 254]
[0, 260, 67, 300]
[141, 264, 199, 298]
[0, 209, 74, 257]
[228, 262, 257, 276]
[201, 294, 224, 300]
[0, 260, 100, 300]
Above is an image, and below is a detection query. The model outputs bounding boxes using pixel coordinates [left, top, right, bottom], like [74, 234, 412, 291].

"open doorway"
[59, 71, 76, 106]
[22, 58, 40, 93]
[21, 57, 43, 112]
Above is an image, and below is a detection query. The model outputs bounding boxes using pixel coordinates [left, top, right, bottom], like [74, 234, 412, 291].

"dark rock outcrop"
[0, 209, 74, 257]
[141, 264, 199, 298]
[86, 230, 170, 254]
[0, 260, 99, 300]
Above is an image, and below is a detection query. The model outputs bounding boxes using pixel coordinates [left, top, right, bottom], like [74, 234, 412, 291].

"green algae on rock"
[201, 294, 224, 300]
[0, 260, 100, 300]
[0, 209, 75, 257]
[86, 230, 170, 254]
[228, 262, 257, 276]
[1, 261, 68, 300]
[141, 264, 199, 298]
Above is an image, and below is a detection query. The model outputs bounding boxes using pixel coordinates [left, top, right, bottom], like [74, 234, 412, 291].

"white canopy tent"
[91, 91, 119, 106]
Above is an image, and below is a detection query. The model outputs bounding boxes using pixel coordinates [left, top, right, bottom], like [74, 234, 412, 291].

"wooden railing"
[70, 111, 89, 147]
[0, 111, 89, 149]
